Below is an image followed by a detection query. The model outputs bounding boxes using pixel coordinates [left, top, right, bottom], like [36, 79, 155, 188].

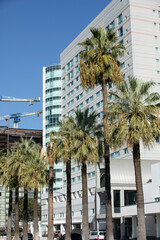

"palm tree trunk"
[133, 142, 146, 240]
[81, 161, 89, 240]
[102, 77, 114, 240]
[34, 187, 39, 240]
[23, 188, 28, 240]
[48, 165, 54, 240]
[65, 159, 71, 240]
[14, 186, 19, 240]
[7, 188, 12, 240]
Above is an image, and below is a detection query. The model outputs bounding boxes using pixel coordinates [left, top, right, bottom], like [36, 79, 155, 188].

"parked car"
[71, 233, 82, 240]
[59, 234, 65, 240]
[89, 231, 106, 240]
[21, 233, 33, 240]
[0, 232, 7, 236]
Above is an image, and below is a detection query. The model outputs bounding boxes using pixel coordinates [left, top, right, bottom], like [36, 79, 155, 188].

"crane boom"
[0, 110, 42, 128]
[0, 96, 40, 105]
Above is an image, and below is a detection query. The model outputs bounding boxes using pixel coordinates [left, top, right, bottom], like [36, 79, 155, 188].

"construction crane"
[0, 110, 42, 128]
[0, 96, 40, 105]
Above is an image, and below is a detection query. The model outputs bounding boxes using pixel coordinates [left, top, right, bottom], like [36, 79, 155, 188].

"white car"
[90, 231, 106, 240]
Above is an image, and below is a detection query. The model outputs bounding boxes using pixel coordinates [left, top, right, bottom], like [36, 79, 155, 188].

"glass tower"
[43, 65, 63, 190]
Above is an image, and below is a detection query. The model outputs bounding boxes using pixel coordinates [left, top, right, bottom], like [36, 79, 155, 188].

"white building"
[42, 0, 160, 238]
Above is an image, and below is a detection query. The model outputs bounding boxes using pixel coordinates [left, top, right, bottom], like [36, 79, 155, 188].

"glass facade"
[44, 65, 63, 190]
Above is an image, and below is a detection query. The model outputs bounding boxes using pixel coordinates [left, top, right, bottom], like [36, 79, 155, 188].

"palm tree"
[109, 76, 160, 240]
[79, 26, 125, 240]
[0, 152, 13, 240]
[6, 152, 20, 240]
[46, 142, 56, 240]
[50, 117, 76, 240]
[12, 138, 36, 240]
[27, 143, 47, 240]
[72, 109, 101, 240]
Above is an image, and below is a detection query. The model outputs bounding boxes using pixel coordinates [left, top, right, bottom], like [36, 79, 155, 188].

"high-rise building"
[43, 65, 63, 190]
[42, 0, 160, 238]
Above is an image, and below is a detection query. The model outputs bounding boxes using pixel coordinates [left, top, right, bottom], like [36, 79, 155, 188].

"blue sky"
[0, 0, 111, 130]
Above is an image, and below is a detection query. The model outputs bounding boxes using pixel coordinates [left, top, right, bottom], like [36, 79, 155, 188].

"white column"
[156, 214, 160, 239]
[132, 216, 137, 239]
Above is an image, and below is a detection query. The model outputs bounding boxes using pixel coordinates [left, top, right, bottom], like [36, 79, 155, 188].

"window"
[156, 59, 159, 62]
[157, 71, 160, 74]
[76, 102, 83, 109]
[121, 62, 125, 68]
[154, 23, 157, 26]
[153, 10, 156, 13]
[67, 81, 74, 89]
[76, 84, 82, 91]
[111, 153, 115, 158]
[118, 14, 123, 25]
[70, 70, 73, 79]
[60, 213, 64, 217]
[62, 78, 66, 86]
[72, 178, 75, 183]
[76, 76, 80, 82]
[75, 54, 79, 63]
[72, 211, 74, 216]
[155, 47, 159, 51]
[76, 65, 79, 74]
[68, 109, 74, 116]
[67, 99, 74, 107]
[115, 151, 120, 157]
[76, 93, 83, 101]
[67, 90, 74, 97]
[89, 106, 94, 113]
[110, 21, 115, 29]
[124, 148, 128, 154]
[118, 27, 123, 37]
[91, 171, 95, 177]
[87, 162, 93, 167]
[108, 83, 112, 89]
[77, 176, 81, 181]
[96, 91, 101, 97]
[77, 166, 81, 171]
[155, 36, 158, 39]
[86, 88, 92, 94]
[158, 11, 160, 18]
[67, 63, 70, 71]
[71, 167, 75, 172]
[70, 59, 73, 68]
[62, 67, 65, 76]
[86, 95, 93, 104]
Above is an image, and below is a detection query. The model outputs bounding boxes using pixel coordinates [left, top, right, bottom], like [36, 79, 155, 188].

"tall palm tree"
[12, 138, 36, 240]
[46, 142, 56, 240]
[79, 26, 125, 240]
[26, 143, 47, 240]
[50, 117, 76, 240]
[109, 76, 160, 240]
[72, 109, 101, 240]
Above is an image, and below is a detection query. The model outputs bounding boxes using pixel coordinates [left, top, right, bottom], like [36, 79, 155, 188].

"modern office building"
[42, 0, 160, 238]
[0, 126, 42, 229]
[42, 65, 63, 190]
